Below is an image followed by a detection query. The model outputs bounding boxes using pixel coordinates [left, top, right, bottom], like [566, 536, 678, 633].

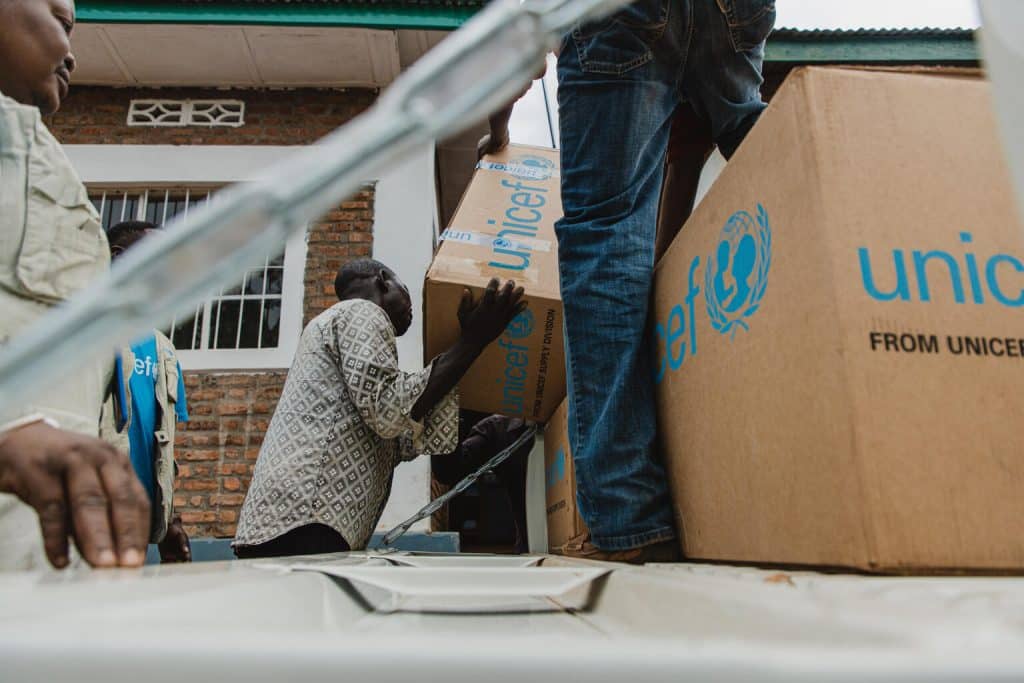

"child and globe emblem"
[507, 155, 555, 182]
[505, 307, 535, 339]
[704, 204, 772, 339]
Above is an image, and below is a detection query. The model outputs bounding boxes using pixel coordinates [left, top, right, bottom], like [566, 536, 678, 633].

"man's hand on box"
[412, 280, 526, 421]
[0, 422, 150, 569]
[477, 132, 510, 161]
[458, 278, 526, 349]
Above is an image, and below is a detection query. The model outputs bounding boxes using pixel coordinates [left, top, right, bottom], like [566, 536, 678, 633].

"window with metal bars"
[89, 187, 299, 367]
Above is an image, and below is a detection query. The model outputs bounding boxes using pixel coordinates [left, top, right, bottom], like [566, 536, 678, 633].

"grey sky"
[509, 1, 981, 148]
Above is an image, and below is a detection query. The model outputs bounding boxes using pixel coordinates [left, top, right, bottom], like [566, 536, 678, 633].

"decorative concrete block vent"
[128, 99, 245, 127]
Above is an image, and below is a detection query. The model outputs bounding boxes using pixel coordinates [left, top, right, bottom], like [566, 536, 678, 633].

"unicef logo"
[505, 308, 535, 339]
[493, 237, 512, 250]
[506, 155, 555, 181]
[704, 204, 772, 339]
[546, 447, 566, 489]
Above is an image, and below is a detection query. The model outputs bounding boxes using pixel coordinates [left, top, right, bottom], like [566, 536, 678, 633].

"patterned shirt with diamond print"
[233, 299, 458, 550]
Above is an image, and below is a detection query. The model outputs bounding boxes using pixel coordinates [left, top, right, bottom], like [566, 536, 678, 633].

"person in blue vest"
[103, 220, 191, 563]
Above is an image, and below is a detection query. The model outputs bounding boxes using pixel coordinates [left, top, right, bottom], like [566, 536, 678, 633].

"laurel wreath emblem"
[704, 204, 772, 340]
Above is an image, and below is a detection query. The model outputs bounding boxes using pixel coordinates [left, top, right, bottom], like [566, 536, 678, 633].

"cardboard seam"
[802, 67, 879, 569]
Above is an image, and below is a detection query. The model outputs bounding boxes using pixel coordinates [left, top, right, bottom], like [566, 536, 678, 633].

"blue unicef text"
[654, 256, 702, 385]
[487, 179, 549, 272]
[858, 232, 1024, 307]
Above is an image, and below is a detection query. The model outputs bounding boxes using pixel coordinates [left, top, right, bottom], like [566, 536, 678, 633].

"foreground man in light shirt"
[0, 0, 150, 571]
[234, 259, 525, 557]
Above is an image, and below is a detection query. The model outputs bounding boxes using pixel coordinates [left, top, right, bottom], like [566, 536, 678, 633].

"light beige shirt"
[235, 299, 458, 550]
[0, 91, 112, 571]
[0, 91, 108, 305]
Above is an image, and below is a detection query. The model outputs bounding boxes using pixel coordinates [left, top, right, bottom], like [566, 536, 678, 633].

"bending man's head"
[107, 220, 159, 261]
[334, 258, 413, 336]
[0, 0, 77, 114]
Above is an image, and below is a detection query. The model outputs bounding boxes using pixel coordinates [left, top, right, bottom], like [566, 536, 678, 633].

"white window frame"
[67, 145, 308, 370]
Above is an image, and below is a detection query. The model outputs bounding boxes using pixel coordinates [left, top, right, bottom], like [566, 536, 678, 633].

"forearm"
[411, 336, 484, 421]
[488, 104, 514, 149]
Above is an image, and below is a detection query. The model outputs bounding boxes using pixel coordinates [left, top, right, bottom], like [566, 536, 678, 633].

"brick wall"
[174, 372, 286, 537]
[47, 86, 375, 145]
[50, 87, 378, 538]
[304, 189, 375, 324]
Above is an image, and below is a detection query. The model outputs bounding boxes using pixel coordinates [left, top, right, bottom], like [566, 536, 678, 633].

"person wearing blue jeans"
[555, 0, 776, 562]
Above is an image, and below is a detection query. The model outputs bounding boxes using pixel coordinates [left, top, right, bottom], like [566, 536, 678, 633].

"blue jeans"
[556, 0, 775, 550]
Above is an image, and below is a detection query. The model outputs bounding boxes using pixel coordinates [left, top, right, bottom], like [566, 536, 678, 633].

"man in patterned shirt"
[234, 259, 524, 558]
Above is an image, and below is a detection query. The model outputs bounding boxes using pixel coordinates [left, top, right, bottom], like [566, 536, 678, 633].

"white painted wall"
[371, 145, 439, 532]
[66, 143, 439, 533]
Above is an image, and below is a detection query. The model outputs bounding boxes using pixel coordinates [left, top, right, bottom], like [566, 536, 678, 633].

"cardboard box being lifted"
[544, 398, 588, 552]
[425, 145, 565, 421]
[652, 67, 1024, 572]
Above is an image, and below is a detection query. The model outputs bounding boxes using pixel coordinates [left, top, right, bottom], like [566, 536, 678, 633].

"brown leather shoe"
[555, 534, 680, 564]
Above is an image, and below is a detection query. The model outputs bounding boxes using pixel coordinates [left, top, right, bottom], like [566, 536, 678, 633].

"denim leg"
[683, 0, 776, 158]
[555, 0, 682, 550]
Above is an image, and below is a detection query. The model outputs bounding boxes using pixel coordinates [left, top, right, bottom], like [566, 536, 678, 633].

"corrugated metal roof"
[75, 0, 482, 29]
[765, 26, 978, 63]
[772, 27, 976, 39]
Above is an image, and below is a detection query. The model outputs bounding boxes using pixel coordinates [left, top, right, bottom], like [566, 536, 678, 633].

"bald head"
[333, 258, 413, 336]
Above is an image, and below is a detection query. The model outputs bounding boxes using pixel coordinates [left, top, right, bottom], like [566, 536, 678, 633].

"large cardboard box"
[425, 145, 565, 421]
[544, 398, 587, 551]
[653, 67, 1024, 572]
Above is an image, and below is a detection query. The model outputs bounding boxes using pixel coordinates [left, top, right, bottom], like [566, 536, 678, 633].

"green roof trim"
[75, 0, 478, 30]
[75, 6, 979, 63]
[765, 28, 979, 64]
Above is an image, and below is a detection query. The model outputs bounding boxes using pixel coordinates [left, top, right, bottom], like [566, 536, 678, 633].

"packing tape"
[433, 257, 540, 285]
[440, 229, 552, 254]
[477, 159, 561, 181]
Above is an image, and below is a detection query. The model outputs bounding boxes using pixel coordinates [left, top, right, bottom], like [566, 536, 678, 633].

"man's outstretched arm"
[477, 64, 548, 159]
[411, 278, 525, 421]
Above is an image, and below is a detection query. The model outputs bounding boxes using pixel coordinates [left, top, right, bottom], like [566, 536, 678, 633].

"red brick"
[181, 511, 216, 524]
[217, 376, 259, 388]
[188, 389, 222, 402]
[217, 402, 249, 416]
[182, 450, 219, 462]
[223, 477, 242, 491]
[257, 389, 283, 401]
[185, 434, 217, 447]
[251, 401, 277, 414]
[183, 480, 218, 492]
[218, 433, 244, 447]
[210, 494, 246, 506]
[218, 510, 238, 524]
